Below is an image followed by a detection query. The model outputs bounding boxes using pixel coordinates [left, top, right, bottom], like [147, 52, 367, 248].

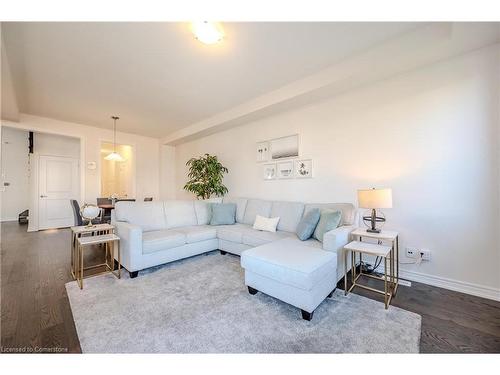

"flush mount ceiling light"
[105, 116, 125, 162]
[191, 22, 224, 45]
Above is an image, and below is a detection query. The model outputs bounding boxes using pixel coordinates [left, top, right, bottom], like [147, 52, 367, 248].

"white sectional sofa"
[112, 197, 358, 283]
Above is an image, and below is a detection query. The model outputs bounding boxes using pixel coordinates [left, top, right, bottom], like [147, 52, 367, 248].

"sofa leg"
[301, 309, 314, 321]
[220, 250, 227, 255]
[327, 288, 337, 298]
[247, 286, 258, 295]
[129, 271, 139, 279]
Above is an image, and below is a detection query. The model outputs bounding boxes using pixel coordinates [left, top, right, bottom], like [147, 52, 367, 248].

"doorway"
[100, 142, 134, 199]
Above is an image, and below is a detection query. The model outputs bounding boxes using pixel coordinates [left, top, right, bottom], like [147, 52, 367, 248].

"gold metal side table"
[70, 224, 115, 280]
[351, 228, 400, 296]
[76, 233, 121, 289]
[344, 241, 393, 308]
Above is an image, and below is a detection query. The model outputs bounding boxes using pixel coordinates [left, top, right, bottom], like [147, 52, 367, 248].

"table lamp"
[357, 188, 392, 233]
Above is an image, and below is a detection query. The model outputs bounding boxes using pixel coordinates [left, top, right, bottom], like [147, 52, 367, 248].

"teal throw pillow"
[295, 208, 321, 241]
[209, 203, 236, 225]
[313, 209, 342, 242]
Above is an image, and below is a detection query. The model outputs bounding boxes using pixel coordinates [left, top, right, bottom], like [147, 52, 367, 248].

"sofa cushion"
[223, 197, 248, 223]
[241, 238, 336, 291]
[270, 201, 305, 232]
[210, 203, 236, 225]
[194, 198, 222, 225]
[216, 223, 251, 243]
[242, 229, 293, 247]
[164, 201, 198, 229]
[242, 199, 272, 225]
[296, 208, 320, 240]
[142, 230, 186, 254]
[175, 225, 217, 244]
[114, 201, 167, 232]
[303, 203, 355, 226]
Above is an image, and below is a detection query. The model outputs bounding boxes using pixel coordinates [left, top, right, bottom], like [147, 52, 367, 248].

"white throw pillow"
[253, 215, 280, 232]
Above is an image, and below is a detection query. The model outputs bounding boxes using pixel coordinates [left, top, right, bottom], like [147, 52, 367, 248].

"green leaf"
[182, 154, 229, 199]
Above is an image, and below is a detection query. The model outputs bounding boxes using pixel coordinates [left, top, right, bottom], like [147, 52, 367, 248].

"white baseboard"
[1, 217, 18, 222]
[377, 265, 500, 301]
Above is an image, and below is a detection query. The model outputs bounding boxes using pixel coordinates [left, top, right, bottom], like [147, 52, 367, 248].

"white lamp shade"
[104, 152, 125, 162]
[357, 188, 393, 209]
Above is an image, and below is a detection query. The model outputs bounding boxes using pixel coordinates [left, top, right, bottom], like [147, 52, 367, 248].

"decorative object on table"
[104, 116, 125, 162]
[357, 188, 392, 233]
[277, 161, 294, 179]
[256, 141, 269, 162]
[263, 163, 276, 180]
[183, 153, 229, 199]
[294, 159, 312, 178]
[270, 134, 299, 160]
[80, 204, 102, 228]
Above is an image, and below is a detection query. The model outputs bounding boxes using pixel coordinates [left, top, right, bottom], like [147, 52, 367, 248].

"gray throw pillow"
[209, 203, 236, 225]
[296, 208, 321, 241]
[313, 209, 342, 242]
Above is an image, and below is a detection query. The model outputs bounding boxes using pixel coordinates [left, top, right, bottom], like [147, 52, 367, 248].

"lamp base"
[366, 228, 381, 233]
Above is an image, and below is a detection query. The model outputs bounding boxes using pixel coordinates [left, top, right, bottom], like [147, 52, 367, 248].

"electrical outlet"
[420, 249, 431, 261]
[405, 247, 418, 258]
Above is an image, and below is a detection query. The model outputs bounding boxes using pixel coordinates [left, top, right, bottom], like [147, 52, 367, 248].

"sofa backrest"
[222, 197, 247, 223]
[224, 197, 357, 230]
[194, 197, 223, 225]
[114, 201, 167, 231]
[164, 200, 198, 229]
[242, 199, 273, 225]
[113, 197, 357, 232]
[270, 201, 305, 232]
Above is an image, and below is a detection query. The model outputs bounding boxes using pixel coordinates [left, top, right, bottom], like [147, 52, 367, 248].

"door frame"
[0, 122, 85, 232]
[98, 137, 137, 200]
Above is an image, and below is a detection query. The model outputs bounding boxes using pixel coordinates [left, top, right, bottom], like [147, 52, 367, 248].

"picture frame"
[270, 134, 299, 161]
[295, 159, 313, 178]
[277, 161, 294, 179]
[263, 163, 276, 180]
[256, 141, 270, 162]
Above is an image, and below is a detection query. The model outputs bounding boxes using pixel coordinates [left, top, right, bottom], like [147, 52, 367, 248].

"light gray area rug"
[66, 252, 421, 353]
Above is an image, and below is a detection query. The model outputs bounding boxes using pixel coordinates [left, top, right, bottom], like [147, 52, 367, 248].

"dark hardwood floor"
[1, 221, 499, 353]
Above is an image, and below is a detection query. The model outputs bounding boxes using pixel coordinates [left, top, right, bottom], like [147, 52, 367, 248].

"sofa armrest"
[113, 221, 143, 272]
[322, 225, 355, 254]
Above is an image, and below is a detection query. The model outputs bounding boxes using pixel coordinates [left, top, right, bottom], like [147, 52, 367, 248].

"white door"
[39, 155, 79, 230]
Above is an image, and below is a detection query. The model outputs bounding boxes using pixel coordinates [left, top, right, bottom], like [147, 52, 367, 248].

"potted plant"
[183, 154, 229, 200]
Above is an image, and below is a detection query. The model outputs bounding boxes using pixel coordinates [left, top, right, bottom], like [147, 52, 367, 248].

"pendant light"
[105, 116, 125, 161]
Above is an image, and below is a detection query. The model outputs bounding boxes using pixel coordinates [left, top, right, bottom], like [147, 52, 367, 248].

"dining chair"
[96, 197, 112, 223]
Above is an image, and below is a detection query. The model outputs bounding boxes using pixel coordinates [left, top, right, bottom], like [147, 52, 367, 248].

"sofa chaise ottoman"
[241, 238, 337, 321]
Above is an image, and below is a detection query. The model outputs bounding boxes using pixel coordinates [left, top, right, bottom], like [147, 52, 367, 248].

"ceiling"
[1, 22, 424, 137]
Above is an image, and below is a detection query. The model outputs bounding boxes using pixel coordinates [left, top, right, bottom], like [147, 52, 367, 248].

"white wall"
[34, 131, 80, 158]
[160, 144, 176, 200]
[0, 127, 29, 221]
[1, 114, 161, 204]
[174, 45, 500, 297]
